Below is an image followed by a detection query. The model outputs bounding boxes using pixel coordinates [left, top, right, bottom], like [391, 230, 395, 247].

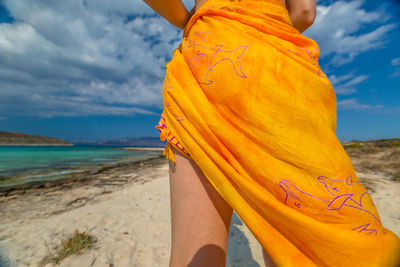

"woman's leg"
[168, 145, 234, 267]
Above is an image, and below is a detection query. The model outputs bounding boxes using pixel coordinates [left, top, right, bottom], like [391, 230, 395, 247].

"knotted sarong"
[154, 0, 400, 265]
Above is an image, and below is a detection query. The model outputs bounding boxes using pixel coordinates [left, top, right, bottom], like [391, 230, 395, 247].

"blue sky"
[0, 0, 399, 143]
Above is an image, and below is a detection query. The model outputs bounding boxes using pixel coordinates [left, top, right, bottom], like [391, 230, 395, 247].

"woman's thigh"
[168, 145, 233, 267]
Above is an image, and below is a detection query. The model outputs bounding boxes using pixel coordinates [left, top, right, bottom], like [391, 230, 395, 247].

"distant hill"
[0, 131, 73, 146]
[70, 136, 165, 147]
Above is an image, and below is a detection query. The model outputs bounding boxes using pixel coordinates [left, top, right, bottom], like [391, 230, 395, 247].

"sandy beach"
[0, 141, 399, 267]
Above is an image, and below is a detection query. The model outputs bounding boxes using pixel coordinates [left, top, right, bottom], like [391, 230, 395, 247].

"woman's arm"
[142, 0, 193, 30]
[285, 0, 316, 33]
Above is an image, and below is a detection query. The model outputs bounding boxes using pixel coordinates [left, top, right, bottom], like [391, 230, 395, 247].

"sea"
[0, 146, 163, 189]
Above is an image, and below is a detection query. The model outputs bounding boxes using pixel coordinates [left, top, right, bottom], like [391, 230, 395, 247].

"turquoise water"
[0, 146, 162, 188]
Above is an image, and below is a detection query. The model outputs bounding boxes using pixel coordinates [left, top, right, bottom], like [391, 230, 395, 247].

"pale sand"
[0, 156, 399, 266]
[120, 147, 164, 151]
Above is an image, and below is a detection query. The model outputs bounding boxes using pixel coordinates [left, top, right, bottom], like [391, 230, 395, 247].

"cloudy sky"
[0, 0, 399, 142]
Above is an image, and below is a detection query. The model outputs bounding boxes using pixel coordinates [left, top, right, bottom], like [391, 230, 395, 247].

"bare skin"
[168, 145, 233, 266]
[194, 0, 208, 12]
[168, 145, 277, 267]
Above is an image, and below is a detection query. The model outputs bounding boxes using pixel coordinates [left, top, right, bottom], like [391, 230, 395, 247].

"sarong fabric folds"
[155, 0, 400, 265]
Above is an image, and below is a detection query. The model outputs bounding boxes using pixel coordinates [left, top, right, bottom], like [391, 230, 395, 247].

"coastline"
[119, 147, 164, 151]
[0, 153, 172, 266]
[0, 141, 399, 266]
[0, 143, 73, 146]
[0, 152, 164, 198]
[0, 153, 270, 267]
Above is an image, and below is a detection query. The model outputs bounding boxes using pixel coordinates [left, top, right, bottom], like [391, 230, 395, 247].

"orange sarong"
[155, 0, 400, 265]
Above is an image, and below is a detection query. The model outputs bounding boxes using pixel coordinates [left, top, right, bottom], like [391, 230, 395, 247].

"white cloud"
[0, 0, 184, 118]
[0, 0, 396, 119]
[392, 57, 400, 66]
[337, 98, 383, 110]
[390, 57, 400, 77]
[329, 74, 353, 85]
[303, 0, 396, 66]
[329, 73, 368, 95]
[390, 70, 400, 78]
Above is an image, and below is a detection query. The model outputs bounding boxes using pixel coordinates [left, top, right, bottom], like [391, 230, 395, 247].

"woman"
[144, 0, 400, 266]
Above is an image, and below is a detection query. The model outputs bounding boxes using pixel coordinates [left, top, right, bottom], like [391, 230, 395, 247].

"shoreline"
[118, 147, 164, 151]
[0, 153, 164, 199]
[0, 153, 175, 266]
[0, 141, 399, 266]
[0, 143, 73, 146]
